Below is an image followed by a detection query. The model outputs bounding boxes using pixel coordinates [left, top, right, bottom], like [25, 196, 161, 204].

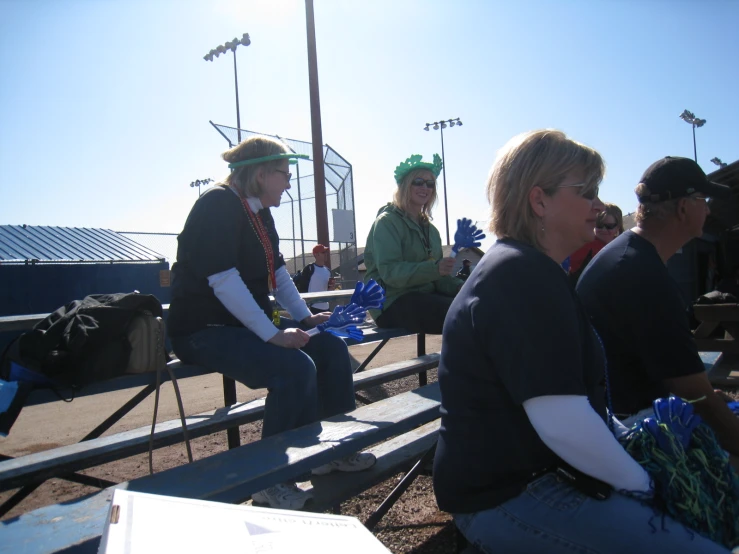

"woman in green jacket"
[363, 154, 462, 334]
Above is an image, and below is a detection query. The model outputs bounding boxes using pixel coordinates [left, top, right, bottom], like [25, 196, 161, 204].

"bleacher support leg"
[417, 333, 427, 386]
[82, 384, 157, 441]
[223, 376, 241, 449]
[364, 442, 437, 532]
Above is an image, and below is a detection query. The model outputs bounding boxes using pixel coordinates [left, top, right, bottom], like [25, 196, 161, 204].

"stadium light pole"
[424, 118, 463, 245]
[190, 178, 213, 197]
[204, 33, 251, 144]
[711, 157, 728, 169]
[679, 110, 706, 163]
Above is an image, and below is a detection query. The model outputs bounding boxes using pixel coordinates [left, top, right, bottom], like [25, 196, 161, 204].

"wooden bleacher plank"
[0, 354, 439, 492]
[0, 383, 442, 554]
[696, 339, 739, 356]
[305, 419, 440, 513]
[20, 361, 210, 406]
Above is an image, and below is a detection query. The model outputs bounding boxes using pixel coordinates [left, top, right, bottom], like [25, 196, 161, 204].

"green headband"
[394, 154, 443, 185]
[228, 153, 310, 169]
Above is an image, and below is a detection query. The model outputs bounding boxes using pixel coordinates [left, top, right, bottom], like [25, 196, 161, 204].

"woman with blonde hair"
[363, 154, 462, 334]
[433, 130, 726, 553]
[168, 135, 375, 511]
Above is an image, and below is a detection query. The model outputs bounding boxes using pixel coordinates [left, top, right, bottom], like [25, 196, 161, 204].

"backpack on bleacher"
[292, 263, 315, 293]
[0, 292, 166, 391]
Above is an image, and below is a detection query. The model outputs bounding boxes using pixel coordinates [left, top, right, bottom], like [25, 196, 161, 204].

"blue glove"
[315, 303, 367, 333]
[350, 279, 386, 311]
[326, 325, 364, 341]
[727, 401, 739, 416]
[642, 417, 673, 454]
[652, 396, 702, 450]
[452, 218, 485, 255]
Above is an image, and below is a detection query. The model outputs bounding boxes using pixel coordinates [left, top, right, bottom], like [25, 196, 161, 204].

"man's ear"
[675, 197, 690, 222]
[529, 186, 547, 218]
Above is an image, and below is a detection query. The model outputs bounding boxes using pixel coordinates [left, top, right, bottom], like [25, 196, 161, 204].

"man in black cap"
[577, 157, 739, 463]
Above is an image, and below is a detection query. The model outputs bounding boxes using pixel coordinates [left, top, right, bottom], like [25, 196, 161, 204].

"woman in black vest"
[168, 136, 375, 510]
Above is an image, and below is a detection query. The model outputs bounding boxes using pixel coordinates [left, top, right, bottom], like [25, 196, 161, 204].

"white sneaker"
[311, 452, 377, 476]
[251, 482, 313, 510]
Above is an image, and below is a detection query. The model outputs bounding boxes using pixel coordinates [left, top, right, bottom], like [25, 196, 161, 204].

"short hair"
[393, 168, 437, 221]
[597, 203, 624, 233]
[220, 135, 289, 197]
[487, 129, 604, 251]
[634, 184, 680, 225]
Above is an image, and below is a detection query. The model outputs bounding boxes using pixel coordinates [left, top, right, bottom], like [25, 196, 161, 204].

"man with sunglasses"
[577, 156, 739, 466]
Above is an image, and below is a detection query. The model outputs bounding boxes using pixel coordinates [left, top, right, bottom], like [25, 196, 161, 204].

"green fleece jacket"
[363, 203, 462, 320]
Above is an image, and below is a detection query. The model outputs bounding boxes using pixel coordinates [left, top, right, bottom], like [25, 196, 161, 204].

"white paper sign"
[98, 489, 390, 554]
[332, 209, 356, 243]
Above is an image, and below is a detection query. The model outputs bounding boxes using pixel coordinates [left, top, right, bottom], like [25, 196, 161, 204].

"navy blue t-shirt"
[433, 238, 607, 514]
[168, 186, 286, 337]
[577, 230, 705, 416]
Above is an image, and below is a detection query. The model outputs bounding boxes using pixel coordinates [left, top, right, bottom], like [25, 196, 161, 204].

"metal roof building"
[0, 225, 170, 316]
[0, 225, 165, 264]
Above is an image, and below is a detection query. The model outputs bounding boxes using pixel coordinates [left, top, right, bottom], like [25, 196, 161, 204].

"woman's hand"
[268, 328, 310, 349]
[301, 312, 331, 329]
[438, 257, 456, 277]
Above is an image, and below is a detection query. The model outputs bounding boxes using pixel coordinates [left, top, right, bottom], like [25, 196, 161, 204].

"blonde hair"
[487, 129, 604, 251]
[597, 203, 624, 234]
[634, 184, 680, 225]
[220, 135, 289, 197]
[393, 168, 438, 221]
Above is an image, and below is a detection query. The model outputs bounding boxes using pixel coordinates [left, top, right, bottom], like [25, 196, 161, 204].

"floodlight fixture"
[204, 33, 251, 143]
[190, 178, 213, 197]
[679, 109, 707, 162]
[423, 117, 464, 245]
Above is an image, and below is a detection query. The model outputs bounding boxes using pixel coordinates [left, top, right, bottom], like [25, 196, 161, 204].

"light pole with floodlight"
[190, 178, 213, 197]
[204, 33, 251, 144]
[424, 118, 463, 245]
[679, 110, 706, 163]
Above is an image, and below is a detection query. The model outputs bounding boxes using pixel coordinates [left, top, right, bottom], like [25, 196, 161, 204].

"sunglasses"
[274, 169, 292, 181]
[411, 178, 436, 189]
[559, 183, 599, 201]
[596, 222, 619, 230]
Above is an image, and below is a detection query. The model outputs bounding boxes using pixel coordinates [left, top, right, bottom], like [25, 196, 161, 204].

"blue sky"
[1, 0, 737, 253]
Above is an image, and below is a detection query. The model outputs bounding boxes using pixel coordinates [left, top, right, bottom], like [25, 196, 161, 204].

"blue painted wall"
[0, 262, 170, 317]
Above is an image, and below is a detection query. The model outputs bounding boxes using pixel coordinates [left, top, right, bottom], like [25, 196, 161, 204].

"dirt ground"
[0, 335, 458, 553]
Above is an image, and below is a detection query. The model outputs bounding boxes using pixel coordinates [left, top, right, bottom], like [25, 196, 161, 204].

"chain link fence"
[211, 123, 359, 288]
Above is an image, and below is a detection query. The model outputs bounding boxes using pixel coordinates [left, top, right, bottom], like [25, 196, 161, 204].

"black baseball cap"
[636, 156, 730, 203]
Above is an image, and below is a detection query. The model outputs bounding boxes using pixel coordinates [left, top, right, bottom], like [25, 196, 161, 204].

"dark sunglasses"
[411, 178, 436, 189]
[596, 222, 619, 230]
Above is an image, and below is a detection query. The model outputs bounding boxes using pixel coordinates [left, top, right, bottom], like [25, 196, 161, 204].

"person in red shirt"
[569, 203, 623, 283]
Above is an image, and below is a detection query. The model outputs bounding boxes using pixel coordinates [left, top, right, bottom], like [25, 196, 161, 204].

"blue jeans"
[170, 319, 356, 439]
[454, 473, 729, 554]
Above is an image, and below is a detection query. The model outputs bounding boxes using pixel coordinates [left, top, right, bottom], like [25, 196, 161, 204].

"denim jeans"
[170, 318, 356, 439]
[454, 473, 729, 554]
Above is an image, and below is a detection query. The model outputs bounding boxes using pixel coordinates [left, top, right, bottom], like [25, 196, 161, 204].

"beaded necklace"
[232, 187, 276, 291]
